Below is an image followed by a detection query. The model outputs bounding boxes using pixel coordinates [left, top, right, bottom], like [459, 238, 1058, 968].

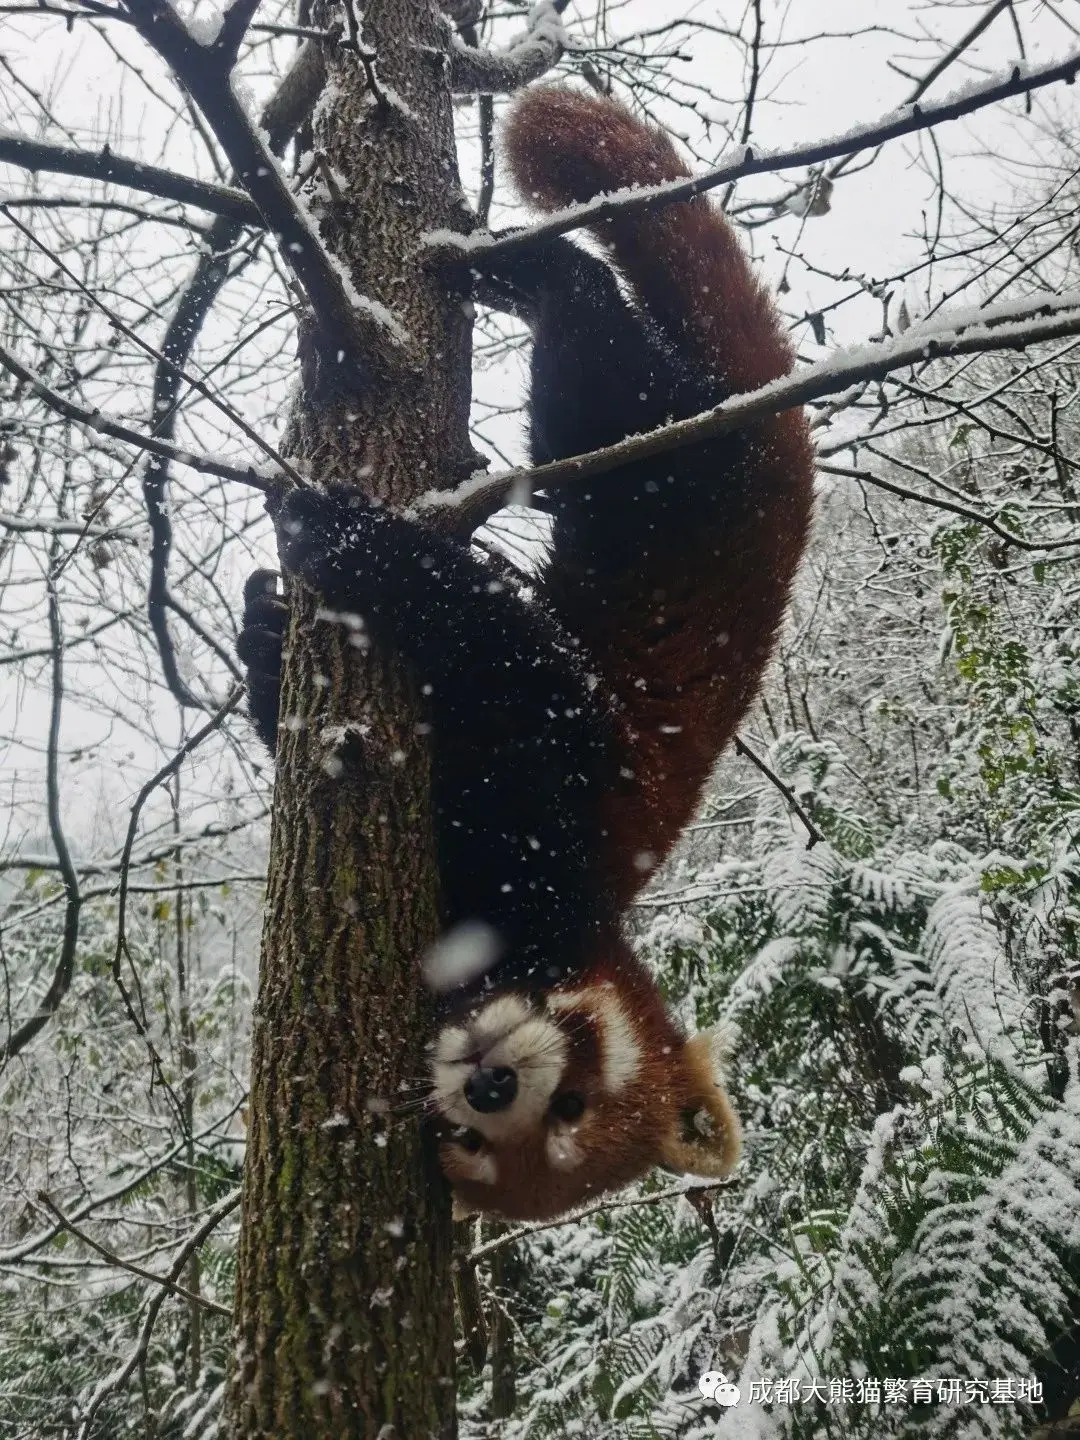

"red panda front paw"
[273, 484, 372, 589]
[237, 569, 285, 674]
[236, 569, 287, 753]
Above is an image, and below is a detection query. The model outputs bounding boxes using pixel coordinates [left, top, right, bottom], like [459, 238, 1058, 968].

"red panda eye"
[455, 1128, 485, 1153]
[548, 1091, 586, 1123]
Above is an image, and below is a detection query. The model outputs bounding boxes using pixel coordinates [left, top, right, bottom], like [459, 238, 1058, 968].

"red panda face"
[430, 981, 740, 1221]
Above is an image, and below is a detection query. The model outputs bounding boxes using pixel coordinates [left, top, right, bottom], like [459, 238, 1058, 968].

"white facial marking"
[430, 997, 568, 1140]
[433, 1025, 471, 1066]
[451, 1146, 498, 1185]
[471, 995, 531, 1045]
[550, 984, 642, 1093]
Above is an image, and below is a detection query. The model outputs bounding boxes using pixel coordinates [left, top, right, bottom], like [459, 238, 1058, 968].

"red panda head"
[430, 955, 740, 1221]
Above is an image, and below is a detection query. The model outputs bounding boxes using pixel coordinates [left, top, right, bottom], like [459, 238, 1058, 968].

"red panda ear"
[657, 1029, 742, 1178]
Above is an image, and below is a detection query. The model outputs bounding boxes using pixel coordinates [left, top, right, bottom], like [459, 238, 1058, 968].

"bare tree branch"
[0, 558, 81, 1065]
[0, 511, 134, 539]
[467, 1177, 737, 1264]
[36, 1191, 232, 1317]
[819, 459, 1059, 551]
[0, 131, 260, 223]
[109, 689, 245, 1125]
[0, 610, 132, 667]
[721, 0, 763, 210]
[74, 1187, 241, 1440]
[0, 338, 276, 488]
[0, 1098, 246, 1265]
[733, 735, 824, 849]
[0, 193, 211, 231]
[236, 0, 570, 104]
[817, 0, 1017, 205]
[213, 0, 265, 66]
[118, 0, 410, 375]
[258, 40, 327, 152]
[457, 12, 496, 222]
[908, 0, 1014, 104]
[0, 814, 265, 876]
[140, 40, 319, 709]
[3, 204, 299, 484]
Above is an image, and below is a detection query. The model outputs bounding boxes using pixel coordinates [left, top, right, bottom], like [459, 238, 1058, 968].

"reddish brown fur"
[443, 931, 740, 1221]
[442, 92, 810, 1219]
[241, 94, 809, 1220]
[504, 90, 815, 905]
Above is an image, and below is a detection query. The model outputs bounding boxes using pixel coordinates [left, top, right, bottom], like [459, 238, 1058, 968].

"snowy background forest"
[2, 0, 1080, 1435]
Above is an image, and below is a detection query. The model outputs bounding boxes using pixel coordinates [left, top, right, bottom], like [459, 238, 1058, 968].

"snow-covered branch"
[444, 47, 1080, 260]
[420, 291, 1080, 532]
[818, 460, 1062, 551]
[36, 1191, 232, 1318]
[449, 0, 569, 94]
[0, 814, 266, 875]
[0, 338, 276, 489]
[118, 0, 410, 379]
[0, 1100, 246, 1266]
[0, 130, 260, 223]
[73, 1187, 241, 1440]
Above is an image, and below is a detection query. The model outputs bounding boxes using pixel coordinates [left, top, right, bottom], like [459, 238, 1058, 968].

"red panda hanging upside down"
[237, 89, 815, 1221]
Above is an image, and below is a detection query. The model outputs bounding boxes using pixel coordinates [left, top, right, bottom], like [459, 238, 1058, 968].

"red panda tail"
[503, 88, 814, 902]
[502, 87, 793, 395]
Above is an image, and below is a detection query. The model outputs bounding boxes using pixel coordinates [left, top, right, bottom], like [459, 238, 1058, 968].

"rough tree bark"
[228, 0, 476, 1433]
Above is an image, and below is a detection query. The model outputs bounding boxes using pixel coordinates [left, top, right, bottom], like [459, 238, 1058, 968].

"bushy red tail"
[503, 88, 793, 395]
[503, 88, 815, 900]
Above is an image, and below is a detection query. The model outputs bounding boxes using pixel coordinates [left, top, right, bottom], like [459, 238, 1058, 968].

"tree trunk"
[228, 0, 475, 1432]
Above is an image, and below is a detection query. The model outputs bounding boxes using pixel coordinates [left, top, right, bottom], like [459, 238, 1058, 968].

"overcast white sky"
[4, 0, 1076, 330]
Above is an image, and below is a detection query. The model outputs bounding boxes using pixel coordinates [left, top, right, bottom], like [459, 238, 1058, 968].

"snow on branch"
[118, 0, 410, 379]
[450, 0, 569, 95]
[134, 40, 324, 709]
[0, 338, 277, 489]
[0, 1099, 246, 1266]
[0, 814, 266, 875]
[35, 1191, 232, 1318]
[818, 461, 1070, 553]
[443, 47, 1080, 261]
[0, 38, 324, 221]
[73, 1186, 241, 1440]
[0, 129, 260, 224]
[418, 291, 1080, 533]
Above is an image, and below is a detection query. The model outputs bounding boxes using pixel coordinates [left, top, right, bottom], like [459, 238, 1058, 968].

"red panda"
[237, 89, 814, 1221]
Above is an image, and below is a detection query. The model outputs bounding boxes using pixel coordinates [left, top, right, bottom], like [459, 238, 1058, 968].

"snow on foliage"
[922, 886, 1032, 1063]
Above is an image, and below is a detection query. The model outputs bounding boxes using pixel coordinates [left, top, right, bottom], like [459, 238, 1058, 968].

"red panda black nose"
[464, 1066, 518, 1113]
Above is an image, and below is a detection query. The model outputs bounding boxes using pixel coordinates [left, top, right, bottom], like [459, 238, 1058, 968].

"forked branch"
[119, 0, 409, 377]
